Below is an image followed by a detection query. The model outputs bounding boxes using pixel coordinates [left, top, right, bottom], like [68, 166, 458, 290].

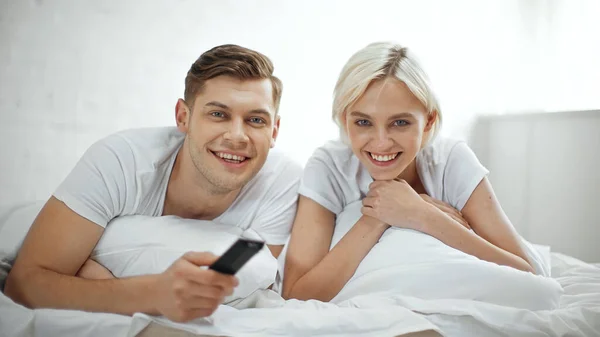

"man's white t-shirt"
[298, 137, 489, 216]
[54, 127, 302, 245]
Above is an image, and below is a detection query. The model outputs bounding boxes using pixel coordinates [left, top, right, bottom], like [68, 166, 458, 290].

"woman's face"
[344, 77, 434, 181]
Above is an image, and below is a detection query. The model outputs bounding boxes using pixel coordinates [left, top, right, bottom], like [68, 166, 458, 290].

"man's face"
[176, 75, 279, 193]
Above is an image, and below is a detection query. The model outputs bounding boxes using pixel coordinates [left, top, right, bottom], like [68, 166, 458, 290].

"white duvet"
[1, 251, 598, 337]
[327, 201, 562, 310]
[0, 203, 599, 336]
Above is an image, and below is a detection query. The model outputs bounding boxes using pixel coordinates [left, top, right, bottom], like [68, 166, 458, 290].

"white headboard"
[469, 110, 600, 263]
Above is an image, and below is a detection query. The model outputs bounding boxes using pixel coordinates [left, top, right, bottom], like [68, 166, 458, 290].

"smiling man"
[5, 44, 302, 322]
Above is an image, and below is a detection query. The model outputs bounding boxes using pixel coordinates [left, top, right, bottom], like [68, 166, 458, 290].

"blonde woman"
[282, 42, 534, 302]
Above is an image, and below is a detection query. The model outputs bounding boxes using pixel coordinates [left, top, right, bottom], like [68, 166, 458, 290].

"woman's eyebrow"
[388, 112, 415, 120]
[349, 111, 371, 119]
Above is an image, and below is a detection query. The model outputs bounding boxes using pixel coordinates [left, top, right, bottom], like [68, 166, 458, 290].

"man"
[5, 44, 302, 323]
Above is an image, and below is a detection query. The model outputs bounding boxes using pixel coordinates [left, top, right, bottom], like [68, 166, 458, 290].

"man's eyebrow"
[205, 101, 273, 119]
[249, 108, 273, 118]
[204, 101, 229, 110]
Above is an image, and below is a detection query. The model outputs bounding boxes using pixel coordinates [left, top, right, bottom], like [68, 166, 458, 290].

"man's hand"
[419, 194, 471, 230]
[153, 252, 239, 323]
[76, 252, 239, 323]
[76, 259, 115, 280]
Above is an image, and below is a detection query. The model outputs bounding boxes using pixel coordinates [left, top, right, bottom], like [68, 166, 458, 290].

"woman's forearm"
[284, 216, 389, 301]
[420, 204, 534, 273]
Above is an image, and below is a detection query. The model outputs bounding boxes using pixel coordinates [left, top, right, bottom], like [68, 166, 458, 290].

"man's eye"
[356, 119, 370, 126]
[211, 111, 226, 118]
[249, 117, 266, 124]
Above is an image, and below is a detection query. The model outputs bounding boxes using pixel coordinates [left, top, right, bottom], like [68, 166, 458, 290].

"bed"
[1, 202, 599, 337]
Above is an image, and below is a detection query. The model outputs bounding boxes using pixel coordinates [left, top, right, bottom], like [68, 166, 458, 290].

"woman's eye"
[393, 120, 409, 126]
[356, 119, 371, 126]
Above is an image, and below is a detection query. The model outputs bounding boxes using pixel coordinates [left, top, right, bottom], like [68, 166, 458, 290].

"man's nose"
[223, 119, 250, 144]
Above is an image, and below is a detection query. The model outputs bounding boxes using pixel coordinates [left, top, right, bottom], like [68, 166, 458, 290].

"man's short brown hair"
[184, 44, 283, 113]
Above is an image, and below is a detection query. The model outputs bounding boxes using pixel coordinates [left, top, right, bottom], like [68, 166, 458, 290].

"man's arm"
[5, 197, 237, 321]
[5, 197, 158, 313]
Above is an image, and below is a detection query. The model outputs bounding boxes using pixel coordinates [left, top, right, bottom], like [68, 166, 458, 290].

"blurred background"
[1, 0, 599, 261]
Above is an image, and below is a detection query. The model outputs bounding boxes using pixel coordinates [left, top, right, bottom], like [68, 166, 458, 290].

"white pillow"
[329, 201, 563, 310]
[92, 215, 278, 304]
[0, 201, 45, 261]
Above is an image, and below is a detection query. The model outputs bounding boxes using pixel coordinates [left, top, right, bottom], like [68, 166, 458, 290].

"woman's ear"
[424, 110, 438, 132]
[175, 99, 191, 133]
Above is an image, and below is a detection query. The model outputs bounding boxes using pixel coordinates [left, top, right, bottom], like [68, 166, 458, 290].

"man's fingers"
[184, 281, 232, 299]
[178, 253, 239, 289]
[182, 251, 219, 267]
[195, 283, 233, 299]
[194, 268, 239, 289]
[182, 294, 223, 311]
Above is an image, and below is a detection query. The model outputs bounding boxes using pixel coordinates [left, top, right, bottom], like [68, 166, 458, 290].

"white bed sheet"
[1, 252, 598, 337]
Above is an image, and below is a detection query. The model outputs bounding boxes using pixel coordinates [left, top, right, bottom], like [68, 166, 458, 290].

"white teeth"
[216, 152, 246, 161]
[370, 152, 398, 162]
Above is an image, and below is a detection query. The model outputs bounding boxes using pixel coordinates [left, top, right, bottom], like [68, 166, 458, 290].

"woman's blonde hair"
[333, 42, 442, 144]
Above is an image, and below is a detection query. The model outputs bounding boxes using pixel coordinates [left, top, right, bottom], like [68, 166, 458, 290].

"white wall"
[470, 110, 600, 263]
[1, 1, 599, 258]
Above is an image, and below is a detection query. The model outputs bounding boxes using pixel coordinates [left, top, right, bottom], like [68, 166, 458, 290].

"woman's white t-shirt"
[298, 137, 489, 215]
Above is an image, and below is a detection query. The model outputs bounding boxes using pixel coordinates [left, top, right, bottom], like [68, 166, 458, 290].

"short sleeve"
[443, 142, 490, 211]
[297, 147, 345, 215]
[53, 135, 134, 227]
[251, 160, 303, 245]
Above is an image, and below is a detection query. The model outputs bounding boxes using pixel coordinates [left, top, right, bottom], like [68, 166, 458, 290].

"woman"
[282, 42, 534, 302]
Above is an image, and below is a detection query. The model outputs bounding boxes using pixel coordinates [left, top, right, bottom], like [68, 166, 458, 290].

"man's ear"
[175, 99, 191, 133]
[424, 110, 438, 132]
[270, 115, 280, 148]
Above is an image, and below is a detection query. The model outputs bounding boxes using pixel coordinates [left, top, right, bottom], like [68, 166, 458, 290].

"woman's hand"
[76, 258, 116, 280]
[361, 179, 430, 231]
[419, 194, 471, 230]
